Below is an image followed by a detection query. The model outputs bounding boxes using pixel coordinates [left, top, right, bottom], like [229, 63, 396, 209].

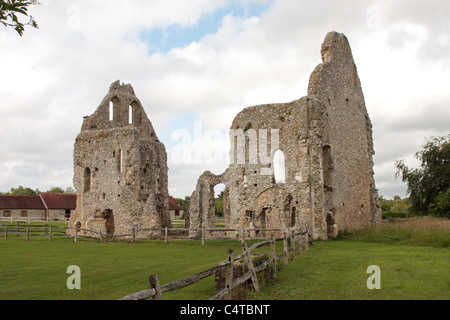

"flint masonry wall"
[187, 32, 381, 240]
[308, 32, 382, 234]
[69, 81, 171, 238]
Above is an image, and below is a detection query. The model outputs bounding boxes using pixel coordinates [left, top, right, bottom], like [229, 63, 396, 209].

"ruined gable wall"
[308, 32, 381, 232]
[69, 81, 170, 238]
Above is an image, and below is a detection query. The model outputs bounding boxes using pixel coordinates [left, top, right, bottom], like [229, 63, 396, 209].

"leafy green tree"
[215, 197, 223, 217]
[46, 187, 65, 193]
[0, 0, 39, 36]
[7, 185, 38, 196]
[176, 196, 190, 212]
[64, 186, 75, 194]
[428, 189, 450, 218]
[379, 195, 394, 217]
[390, 198, 411, 218]
[395, 134, 450, 215]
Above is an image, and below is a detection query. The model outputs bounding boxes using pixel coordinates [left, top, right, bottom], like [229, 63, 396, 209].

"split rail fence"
[118, 229, 311, 300]
[1, 222, 306, 245]
[1, 222, 68, 241]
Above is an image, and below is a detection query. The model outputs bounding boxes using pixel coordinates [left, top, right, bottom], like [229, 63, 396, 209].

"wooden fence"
[118, 229, 311, 300]
[1, 222, 306, 245]
[1, 222, 68, 241]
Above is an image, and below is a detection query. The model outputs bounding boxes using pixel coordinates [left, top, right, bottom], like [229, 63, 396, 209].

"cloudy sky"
[0, 0, 449, 199]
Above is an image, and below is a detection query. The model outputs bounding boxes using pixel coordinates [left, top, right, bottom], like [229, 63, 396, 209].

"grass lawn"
[0, 217, 448, 300]
[246, 241, 449, 300]
[247, 217, 450, 300]
[0, 237, 245, 300]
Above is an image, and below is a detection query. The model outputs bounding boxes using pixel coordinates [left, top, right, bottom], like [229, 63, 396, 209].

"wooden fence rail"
[119, 229, 311, 300]
[1, 223, 310, 245]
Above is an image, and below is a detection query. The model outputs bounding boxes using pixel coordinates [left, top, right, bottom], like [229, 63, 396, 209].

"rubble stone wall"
[69, 81, 170, 238]
[188, 31, 381, 240]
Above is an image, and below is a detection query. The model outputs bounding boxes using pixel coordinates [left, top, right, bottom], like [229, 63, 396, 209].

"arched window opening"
[273, 150, 286, 184]
[326, 213, 336, 239]
[130, 101, 142, 126]
[214, 183, 226, 218]
[109, 101, 114, 121]
[128, 105, 133, 124]
[83, 167, 91, 192]
[109, 97, 120, 122]
[291, 207, 296, 227]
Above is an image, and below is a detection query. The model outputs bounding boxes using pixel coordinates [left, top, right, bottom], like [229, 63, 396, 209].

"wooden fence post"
[165, 226, 168, 245]
[149, 274, 162, 300]
[49, 225, 53, 241]
[291, 230, 295, 260]
[74, 227, 78, 242]
[4, 225, 7, 240]
[26, 225, 29, 241]
[241, 239, 259, 292]
[225, 249, 234, 300]
[201, 225, 205, 246]
[270, 234, 277, 278]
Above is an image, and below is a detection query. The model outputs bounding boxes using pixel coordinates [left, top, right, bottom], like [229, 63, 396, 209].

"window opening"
[273, 150, 286, 183]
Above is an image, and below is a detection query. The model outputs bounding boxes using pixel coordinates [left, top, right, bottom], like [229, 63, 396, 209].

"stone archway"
[103, 209, 115, 237]
[326, 212, 337, 239]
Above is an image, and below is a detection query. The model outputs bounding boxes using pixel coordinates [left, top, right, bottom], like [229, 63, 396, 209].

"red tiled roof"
[168, 196, 183, 211]
[40, 193, 77, 209]
[1, 193, 180, 212]
[0, 195, 46, 210]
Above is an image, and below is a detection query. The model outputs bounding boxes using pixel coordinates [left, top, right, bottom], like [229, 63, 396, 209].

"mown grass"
[1, 217, 448, 300]
[0, 237, 246, 300]
[246, 217, 450, 300]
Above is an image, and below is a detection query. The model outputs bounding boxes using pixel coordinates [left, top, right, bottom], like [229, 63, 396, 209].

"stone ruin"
[187, 31, 382, 240]
[69, 31, 382, 240]
[68, 80, 171, 238]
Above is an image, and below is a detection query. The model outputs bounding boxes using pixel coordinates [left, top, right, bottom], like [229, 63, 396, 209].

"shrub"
[428, 189, 450, 218]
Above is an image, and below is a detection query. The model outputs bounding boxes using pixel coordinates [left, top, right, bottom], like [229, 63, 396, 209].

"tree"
[64, 186, 75, 194]
[428, 189, 450, 218]
[395, 134, 450, 215]
[215, 197, 223, 217]
[390, 198, 411, 217]
[7, 185, 38, 196]
[176, 196, 190, 213]
[0, 0, 39, 36]
[47, 187, 65, 193]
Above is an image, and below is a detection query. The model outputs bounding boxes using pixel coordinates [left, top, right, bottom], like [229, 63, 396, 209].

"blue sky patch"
[141, 0, 272, 54]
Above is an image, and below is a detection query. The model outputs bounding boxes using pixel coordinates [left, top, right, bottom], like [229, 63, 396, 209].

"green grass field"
[0, 237, 247, 300]
[0, 217, 448, 300]
[247, 217, 450, 300]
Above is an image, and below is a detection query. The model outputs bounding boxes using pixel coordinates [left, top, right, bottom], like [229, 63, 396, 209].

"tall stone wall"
[308, 32, 382, 233]
[69, 80, 170, 238]
[187, 31, 381, 240]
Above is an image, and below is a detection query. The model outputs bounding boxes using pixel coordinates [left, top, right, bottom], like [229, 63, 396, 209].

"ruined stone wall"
[188, 98, 322, 239]
[188, 31, 381, 240]
[308, 32, 382, 233]
[69, 81, 170, 238]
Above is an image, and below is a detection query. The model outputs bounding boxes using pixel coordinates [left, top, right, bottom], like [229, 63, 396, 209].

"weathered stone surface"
[187, 32, 381, 240]
[68, 80, 171, 238]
